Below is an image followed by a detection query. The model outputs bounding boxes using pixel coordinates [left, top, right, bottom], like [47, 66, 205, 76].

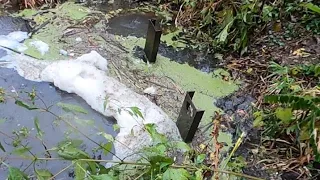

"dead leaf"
[199, 143, 206, 151]
[273, 21, 282, 32]
[292, 48, 310, 57]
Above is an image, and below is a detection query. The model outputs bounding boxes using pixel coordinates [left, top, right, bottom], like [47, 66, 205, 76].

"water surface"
[0, 68, 117, 179]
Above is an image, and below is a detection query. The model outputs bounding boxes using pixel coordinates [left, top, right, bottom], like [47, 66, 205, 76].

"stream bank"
[0, 1, 262, 179]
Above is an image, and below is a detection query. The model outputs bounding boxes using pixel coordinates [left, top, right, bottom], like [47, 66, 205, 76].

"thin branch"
[44, 109, 124, 161]
[49, 162, 74, 180]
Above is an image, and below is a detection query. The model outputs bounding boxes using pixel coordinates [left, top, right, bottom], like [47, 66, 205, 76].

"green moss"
[116, 35, 239, 156]
[161, 28, 187, 49]
[218, 132, 233, 152]
[14, 2, 93, 60]
[117, 36, 239, 125]
[23, 23, 65, 60]
[17, 9, 37, 18]
[57, 2, 90, 20]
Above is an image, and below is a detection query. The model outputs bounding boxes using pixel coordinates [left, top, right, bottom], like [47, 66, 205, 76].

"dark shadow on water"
[106, 13, 218, 73]
[0, 68, 117, 179]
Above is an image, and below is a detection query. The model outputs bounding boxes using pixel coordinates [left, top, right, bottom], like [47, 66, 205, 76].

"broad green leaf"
[8, 167, 28, 180]
[34, 117, 44, 139]
[314, 65, 320, 76]
[217, 20, 234, 43]
[35, 169, 53, 180]
[0, 142, 5, 152]
[87, 162, 98, 174]
[57, 102, 88, 114]
[144, 145, 167, 157]
[253, 111, 264, 127]
[102, 142, 113, 155]
[129, 107, 144, 119]
[12, 147, 32, 158]
[74, 161, 86, 180]
[156, 144, 167, 154]
[303, 3, 320, 14]
[275, 107, 293, 125]
[145, 124, 168, 144]
[15, 100, 38, 110]
[195, 169, 203, 180]
[149, 155, 174, 169]
[113, 124, 120, 131]
[91, 174, 114, 180]
[170, 141, 191, 152]
[196, 154, 206, 164]
[160, 161, 173, 171]
[97, 164, 110, 174]
[58, 146, 90, 160]
[98, 132, 114, 142]
[286, 125, 296, 135]
[163, 168, 190, 180]
[299, 125, 310, 141]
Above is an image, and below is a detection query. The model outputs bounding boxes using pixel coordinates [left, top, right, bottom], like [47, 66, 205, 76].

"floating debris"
[29, 40, 49, 55]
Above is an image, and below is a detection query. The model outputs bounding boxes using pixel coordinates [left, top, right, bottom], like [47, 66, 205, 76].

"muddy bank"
[0, 68, 117, 179]
[0, 2, 240, 178]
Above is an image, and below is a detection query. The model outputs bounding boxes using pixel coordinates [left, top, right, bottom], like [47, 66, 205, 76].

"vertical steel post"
[144, 19, 162, 63]
[176, 91, 205, 143]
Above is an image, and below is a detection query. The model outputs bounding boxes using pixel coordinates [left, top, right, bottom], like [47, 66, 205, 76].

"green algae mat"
[14, 2, 240, 167]
[16, 2, 92, 60]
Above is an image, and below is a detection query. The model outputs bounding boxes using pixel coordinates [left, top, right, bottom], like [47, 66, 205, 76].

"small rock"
[233, 96, 245, 106]
[224, 101, 234, 110]
[59, 49, 68, 56]
[237, 102, 250, 111]
[75, 37, 82, 42]
[226, 110, 233, 115]
[143, 86, 157, 95]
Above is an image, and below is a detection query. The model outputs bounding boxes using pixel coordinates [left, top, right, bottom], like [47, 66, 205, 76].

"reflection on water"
[0, 68, 117, 179]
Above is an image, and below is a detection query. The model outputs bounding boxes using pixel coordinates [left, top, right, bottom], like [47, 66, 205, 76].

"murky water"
[107, 13, 218, 72]
[0, 68, 117, 179]
[0, 3, 219, 178]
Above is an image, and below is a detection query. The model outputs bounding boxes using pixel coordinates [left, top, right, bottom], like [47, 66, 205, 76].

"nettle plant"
[0, 87, 206, 180]
[254, 62, 320, 163]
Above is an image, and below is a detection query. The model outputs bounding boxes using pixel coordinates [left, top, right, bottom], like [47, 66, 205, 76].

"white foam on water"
[0, 31, 29, 52]
[1, 49, 182, 162]
[7, 31, 29, 42]
[29, 40, 49, 55]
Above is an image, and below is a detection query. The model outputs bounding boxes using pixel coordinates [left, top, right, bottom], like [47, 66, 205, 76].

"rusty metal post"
[176, 91, 204, 143]
[144, 19, 162, 63]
